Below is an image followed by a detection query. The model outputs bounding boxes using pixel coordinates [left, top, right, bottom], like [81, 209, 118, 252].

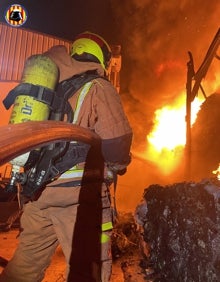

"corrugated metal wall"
[0, 22, 71, 82]
[0, 22, 121, 91]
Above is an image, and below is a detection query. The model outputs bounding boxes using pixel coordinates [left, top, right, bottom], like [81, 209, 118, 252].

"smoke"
[111, 0, 220, 148]
[109, 0, 220, 211]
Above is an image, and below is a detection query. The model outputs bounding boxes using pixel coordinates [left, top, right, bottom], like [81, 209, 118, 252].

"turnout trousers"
[0, 182, 113, 282]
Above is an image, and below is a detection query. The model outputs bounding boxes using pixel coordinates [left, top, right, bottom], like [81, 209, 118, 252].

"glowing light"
[147, 105, 186, 151]
[141, 93, 203, 175]
[147, 94, 202, 151]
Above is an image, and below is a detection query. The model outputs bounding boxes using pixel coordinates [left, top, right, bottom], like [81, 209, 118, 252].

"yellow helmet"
[70, 31, 112, 70]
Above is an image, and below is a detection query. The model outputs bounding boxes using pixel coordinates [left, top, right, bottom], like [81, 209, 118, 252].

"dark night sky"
[0, 0, 120, 44]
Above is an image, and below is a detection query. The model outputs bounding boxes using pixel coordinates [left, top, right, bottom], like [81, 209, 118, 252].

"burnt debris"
[135, 178, 220, 281]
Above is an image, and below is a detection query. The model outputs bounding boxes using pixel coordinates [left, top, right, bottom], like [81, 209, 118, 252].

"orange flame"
[147, 93, 202, 150]
[141, 92, 203, 176]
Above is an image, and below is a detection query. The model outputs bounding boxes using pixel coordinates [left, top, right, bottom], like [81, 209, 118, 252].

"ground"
[0, 213, 147, 282]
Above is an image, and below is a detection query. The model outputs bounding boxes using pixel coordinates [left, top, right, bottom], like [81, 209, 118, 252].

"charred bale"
[135, 179, 220, 281]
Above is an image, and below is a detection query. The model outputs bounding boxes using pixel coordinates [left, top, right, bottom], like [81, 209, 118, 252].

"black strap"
[56, 70, 107, 100]
[52, 70, 107, 121]
[21, 142, 90, 197]
[3, 71, 107, 115]
[3, 83, 61, 110]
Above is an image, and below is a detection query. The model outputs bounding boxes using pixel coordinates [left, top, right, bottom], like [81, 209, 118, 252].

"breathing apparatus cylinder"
[8, 55, 59, 189]
[9, 54, 58, 124]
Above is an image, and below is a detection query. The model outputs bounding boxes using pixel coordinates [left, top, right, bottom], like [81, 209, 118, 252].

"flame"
[212, 163, 220, 180]
[147, 93, 202, 151]
[142, 92, 203, 176]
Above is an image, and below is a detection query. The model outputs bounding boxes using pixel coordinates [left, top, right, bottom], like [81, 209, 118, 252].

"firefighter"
[0, 31, 133, 282]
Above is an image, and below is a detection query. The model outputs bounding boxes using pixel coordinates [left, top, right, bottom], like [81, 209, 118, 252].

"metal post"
[185, 52, 194, 180]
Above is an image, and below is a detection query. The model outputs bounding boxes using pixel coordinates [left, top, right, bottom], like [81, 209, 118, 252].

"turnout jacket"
[44, 45, 132, 178]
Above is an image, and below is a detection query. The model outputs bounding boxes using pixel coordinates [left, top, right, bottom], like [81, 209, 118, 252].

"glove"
[107, 162, 128, 175]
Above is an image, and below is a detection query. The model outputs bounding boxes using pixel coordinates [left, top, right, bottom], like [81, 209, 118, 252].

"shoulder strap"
[53, 70, 106, 122]
[56, 70, 105, 101]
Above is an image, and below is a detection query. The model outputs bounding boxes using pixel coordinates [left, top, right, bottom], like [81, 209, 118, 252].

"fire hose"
[0, 121, 100, 167]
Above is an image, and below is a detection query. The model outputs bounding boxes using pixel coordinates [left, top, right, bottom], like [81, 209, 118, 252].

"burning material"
[213, 163, 220, 180]
[147, 94, 202, 151]
[131, 27, 220, 180]
[135, 178, 220, 281]
[134, 94, 203, 176]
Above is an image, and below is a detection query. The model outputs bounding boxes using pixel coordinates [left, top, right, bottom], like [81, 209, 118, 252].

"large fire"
[140, 36, 220, 177]
[147, 93, 202, 150]
[143, 92, 203, 176]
